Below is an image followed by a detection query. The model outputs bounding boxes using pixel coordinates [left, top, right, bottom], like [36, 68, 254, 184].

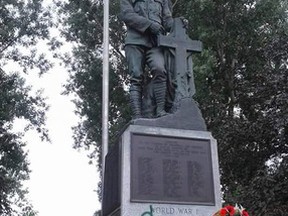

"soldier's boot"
[154, 82, 168, 117]
[130, 88, 142, 119]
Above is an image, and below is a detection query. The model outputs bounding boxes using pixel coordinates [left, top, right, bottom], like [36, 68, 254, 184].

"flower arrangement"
[213, 204, 249, 216]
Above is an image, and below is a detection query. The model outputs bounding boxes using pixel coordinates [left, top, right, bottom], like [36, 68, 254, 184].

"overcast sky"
[19, 67, 100, 216]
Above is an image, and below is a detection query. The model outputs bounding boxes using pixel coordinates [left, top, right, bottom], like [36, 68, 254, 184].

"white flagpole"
[102, 0, 109, 212]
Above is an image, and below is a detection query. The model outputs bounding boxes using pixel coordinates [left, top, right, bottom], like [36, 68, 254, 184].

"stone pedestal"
[103, 124, 221, 216]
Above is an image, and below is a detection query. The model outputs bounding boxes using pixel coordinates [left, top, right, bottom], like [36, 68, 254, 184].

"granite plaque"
[131, 133, 215, 205]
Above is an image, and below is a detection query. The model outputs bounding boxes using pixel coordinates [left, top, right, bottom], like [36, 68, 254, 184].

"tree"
[56, 0, 288, 214]
[172, 0, 288, 214]
[0, 0, 53, 214]
[55, 0, 129, 166]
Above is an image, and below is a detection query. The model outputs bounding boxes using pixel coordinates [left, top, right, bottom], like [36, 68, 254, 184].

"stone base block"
[103, 125, 221, 216]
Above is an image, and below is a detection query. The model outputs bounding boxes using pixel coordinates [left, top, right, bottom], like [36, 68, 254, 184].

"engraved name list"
[131, 133, 215, 205]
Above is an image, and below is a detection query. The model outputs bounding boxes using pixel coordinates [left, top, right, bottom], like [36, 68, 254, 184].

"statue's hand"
[149, 22, 165, 35]
[166, 18, 174, 32]
[180, 17, 189, 29]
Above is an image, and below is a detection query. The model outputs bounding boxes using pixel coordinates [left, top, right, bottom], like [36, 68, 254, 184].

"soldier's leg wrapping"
[146, 47, 168, 117]
[129, 86, 142, 119]
[125, 45, 146, 119]
[153, 81, 167, 117]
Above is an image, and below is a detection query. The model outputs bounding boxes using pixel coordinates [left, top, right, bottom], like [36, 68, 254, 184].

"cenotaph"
[102, 8, 222, 215]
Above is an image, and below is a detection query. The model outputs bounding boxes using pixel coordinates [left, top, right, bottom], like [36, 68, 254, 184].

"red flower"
[218, 206, 235, 216]
[213, 205, 249, 216]
[226, 206, 236, 216]
[219, 208, 227, 216]
[242, 210, 249, 216]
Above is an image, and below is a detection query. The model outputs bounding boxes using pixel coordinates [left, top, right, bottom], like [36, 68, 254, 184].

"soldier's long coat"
[120, 0, 173, 47]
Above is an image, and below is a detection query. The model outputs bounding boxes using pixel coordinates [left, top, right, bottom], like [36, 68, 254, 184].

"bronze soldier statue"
[120, 0, 174, 119]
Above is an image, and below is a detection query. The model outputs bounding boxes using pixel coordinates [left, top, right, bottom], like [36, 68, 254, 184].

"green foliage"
[57, 0, 288, 213]
[0, 71, 49, 139]
[173, 0, 288, 214]
[55, 0, 130, 201]
[0, 0, 53, 74]
[56, 0, 130, 168]
[0, 130, 37, 216]
[0, 72, 44, 216]
[237, 156, 288, 215]
[0, 132, 28, 214]
[0, 0, 52, 215]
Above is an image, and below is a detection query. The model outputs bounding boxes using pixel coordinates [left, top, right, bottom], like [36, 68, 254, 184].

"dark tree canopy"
[0, 0, 53, 215]
[173, 0, 288, 214]
[57, 0, 288, 214]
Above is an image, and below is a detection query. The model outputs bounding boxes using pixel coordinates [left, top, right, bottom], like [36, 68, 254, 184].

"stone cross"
[158, 18, 202, 102]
